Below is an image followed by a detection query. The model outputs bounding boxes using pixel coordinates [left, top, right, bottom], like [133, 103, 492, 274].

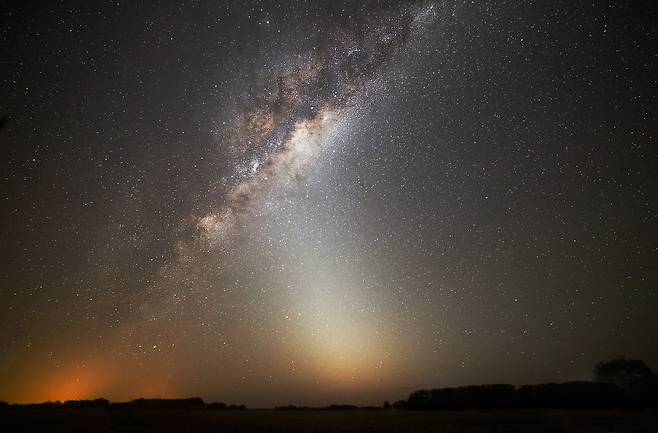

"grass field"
[2, 407, 658, 433]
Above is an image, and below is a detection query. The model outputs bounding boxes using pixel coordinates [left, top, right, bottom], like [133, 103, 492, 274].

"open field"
[2, 407, 658, 433]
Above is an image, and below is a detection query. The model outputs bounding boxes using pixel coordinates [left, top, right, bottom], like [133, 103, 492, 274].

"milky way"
[1, 0, 656, 407]
[194, 2, 438, 250]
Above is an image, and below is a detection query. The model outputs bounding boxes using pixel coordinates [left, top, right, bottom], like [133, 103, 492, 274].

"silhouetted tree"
[275, 405, 300, 410]
[383, 401, 391, 410]
[323, 404, 358, 410]
[407, 390, 432, 409]
[63, 399, 109, 408]
[123, 398, 206, 409]
[595, 357, 658, 402]
[595, 358, 656, 387]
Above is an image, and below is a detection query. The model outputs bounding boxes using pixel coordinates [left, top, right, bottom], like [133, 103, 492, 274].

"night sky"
[1, 1, 657, 407]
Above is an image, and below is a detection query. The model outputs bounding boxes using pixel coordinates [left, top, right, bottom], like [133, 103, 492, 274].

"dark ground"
[2, 407, 658, 433]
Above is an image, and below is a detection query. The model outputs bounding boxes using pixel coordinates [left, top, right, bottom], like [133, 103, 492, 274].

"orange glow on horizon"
[14, 363, 180, 404]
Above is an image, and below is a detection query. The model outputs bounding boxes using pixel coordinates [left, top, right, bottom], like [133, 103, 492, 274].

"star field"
[0, 1, 656, 407]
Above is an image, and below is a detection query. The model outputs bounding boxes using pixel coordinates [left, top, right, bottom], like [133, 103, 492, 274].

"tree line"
[0, 398, 246, 410]
[388, 358, 658, 410]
